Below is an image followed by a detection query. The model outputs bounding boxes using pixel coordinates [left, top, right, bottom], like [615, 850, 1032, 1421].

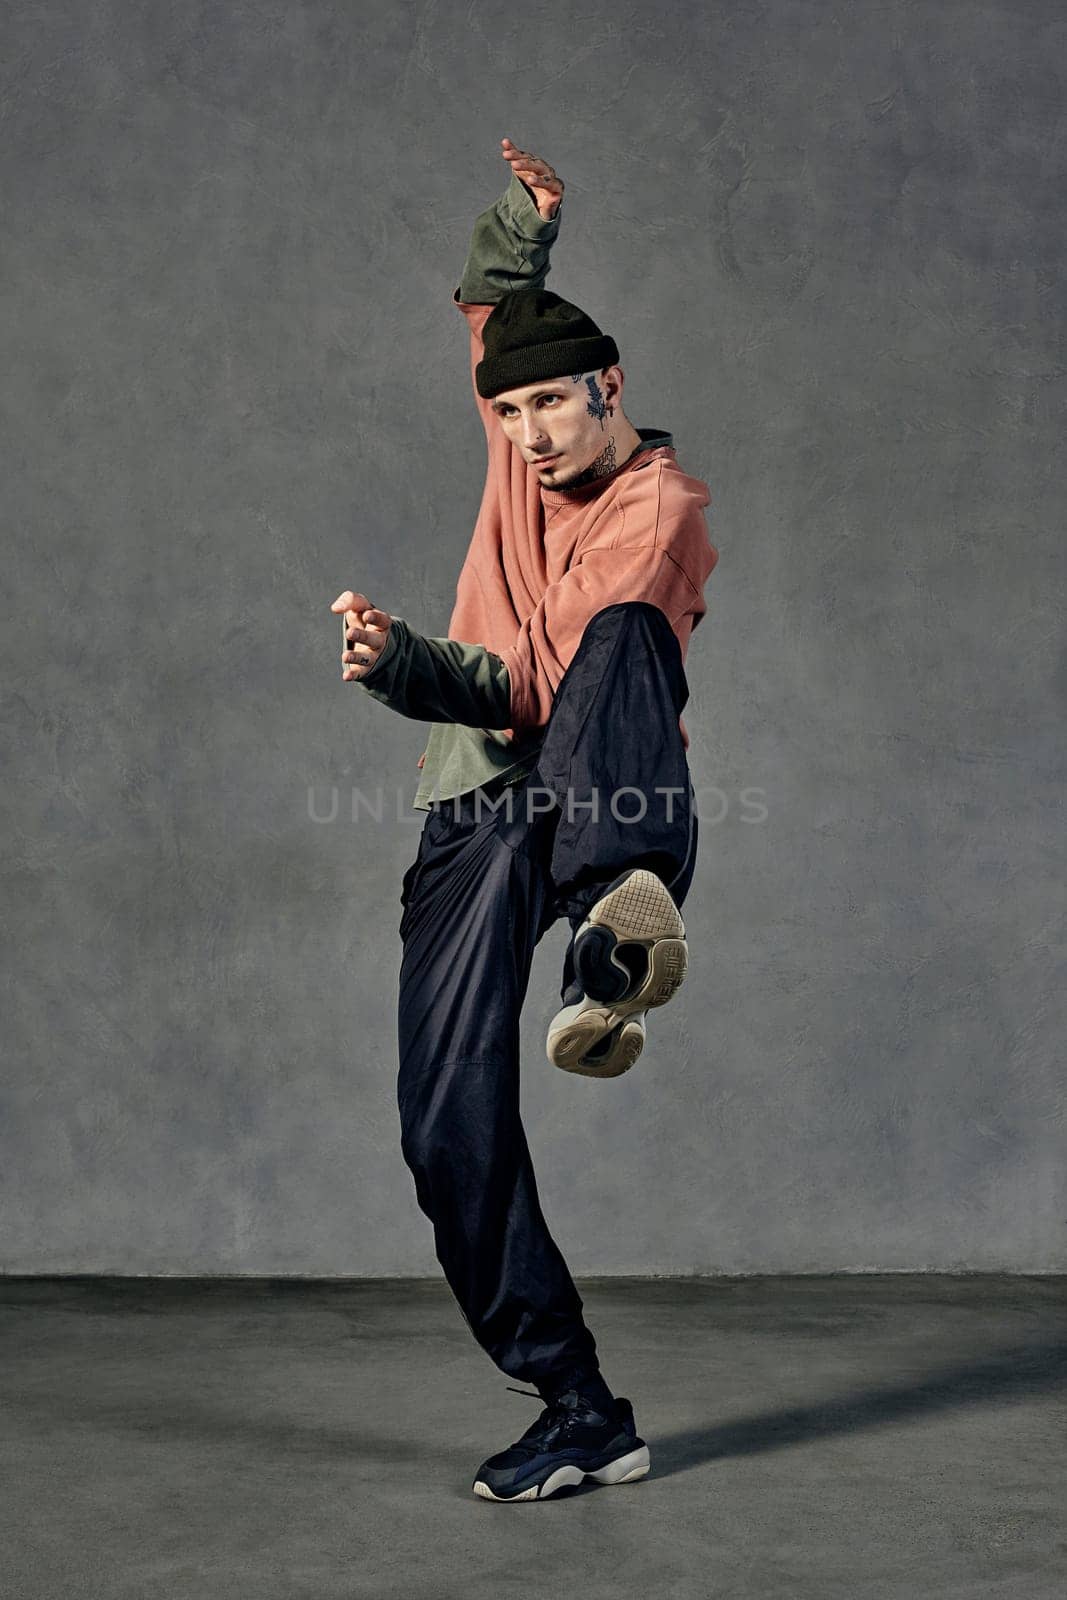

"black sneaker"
[472, 1387, 651, 1502]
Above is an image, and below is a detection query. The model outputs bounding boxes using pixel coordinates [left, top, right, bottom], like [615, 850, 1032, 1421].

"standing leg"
[395, 789, 606, 1397]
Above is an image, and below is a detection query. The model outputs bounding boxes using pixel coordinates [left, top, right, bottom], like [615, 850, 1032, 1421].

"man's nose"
[520, 417, 549, 448]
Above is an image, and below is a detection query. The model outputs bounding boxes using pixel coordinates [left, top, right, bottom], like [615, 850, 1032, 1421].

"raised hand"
[500, 136, 564, 221]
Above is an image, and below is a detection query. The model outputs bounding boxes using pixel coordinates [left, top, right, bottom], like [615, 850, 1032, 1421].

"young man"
[331, 138, 718, 1501]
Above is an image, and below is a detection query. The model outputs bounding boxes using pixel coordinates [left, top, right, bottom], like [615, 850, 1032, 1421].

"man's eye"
[501, 397, 560, 417]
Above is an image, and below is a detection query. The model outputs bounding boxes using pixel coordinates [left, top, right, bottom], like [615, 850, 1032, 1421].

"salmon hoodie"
[357, 171, 719, 810]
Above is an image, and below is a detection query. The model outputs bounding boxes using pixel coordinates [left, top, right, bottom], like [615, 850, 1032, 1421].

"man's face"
[489, 369, 616, 486]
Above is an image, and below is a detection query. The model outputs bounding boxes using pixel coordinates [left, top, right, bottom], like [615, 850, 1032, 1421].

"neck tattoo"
[566, 437, 618, 488]
[552, 371, 630, 488]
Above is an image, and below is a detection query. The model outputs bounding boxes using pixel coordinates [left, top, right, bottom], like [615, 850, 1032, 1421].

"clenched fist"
[331, 590, 394, 681]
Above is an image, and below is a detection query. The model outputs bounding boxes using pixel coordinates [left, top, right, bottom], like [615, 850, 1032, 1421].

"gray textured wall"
[3, 2, 1063, 1275]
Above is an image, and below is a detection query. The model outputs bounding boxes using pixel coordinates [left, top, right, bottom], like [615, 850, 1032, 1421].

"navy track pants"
[395, 601, 699, 1397]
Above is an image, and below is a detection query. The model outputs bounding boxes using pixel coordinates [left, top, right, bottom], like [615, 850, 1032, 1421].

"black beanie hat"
[475, 289, 620, 400]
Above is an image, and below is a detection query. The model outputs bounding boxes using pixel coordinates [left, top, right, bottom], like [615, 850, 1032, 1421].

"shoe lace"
[505, 1385, 589, 1440]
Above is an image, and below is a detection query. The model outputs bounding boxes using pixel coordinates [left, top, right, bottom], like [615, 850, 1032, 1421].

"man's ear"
[603, 365, 624, 407]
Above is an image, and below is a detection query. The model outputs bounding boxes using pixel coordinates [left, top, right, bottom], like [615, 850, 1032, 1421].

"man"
[330, 137, 718, 1502]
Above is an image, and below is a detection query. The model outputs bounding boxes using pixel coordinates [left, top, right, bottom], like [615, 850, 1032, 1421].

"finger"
[507, 155, 551, 175]
[333, 591, 373, 615]
[502, 143, 548, 170]
[514, 166, 560, 189]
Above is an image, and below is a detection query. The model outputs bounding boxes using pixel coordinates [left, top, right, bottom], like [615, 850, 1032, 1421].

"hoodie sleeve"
[497, 542, 707, 733]
[356, 616, 512, 728]
[455, 170, 563, 306]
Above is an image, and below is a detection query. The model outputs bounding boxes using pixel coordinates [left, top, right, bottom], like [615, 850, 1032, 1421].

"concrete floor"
[1, 1276, 1064, 1599]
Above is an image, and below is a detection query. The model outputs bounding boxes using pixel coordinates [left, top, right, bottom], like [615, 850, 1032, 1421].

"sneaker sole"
[550, 1015, 646, 1078]
[547, 870, 688, 1077]
[472, 1442, 652, 1501]
[577, 869, 688, 1013]
[547, 938, 685, 1076]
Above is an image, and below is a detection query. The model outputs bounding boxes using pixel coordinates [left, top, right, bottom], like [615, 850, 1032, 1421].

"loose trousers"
[395, 601, 699, 1396]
